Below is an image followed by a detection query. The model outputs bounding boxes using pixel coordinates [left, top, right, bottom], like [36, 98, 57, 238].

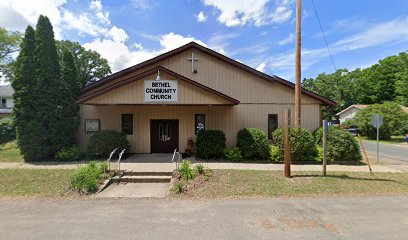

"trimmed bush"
[272, 128, 317, 161]
[86, 130, 130, 159]
[0, 119, 16, 144]
[70, 161, 108, 194]
[55, 146, 82, 161]
[224, 147, 243, 162]
[269, 145, 281, 162]
[314, 126, 361, 161]
[196, 129, 226, 159]
[237, 128, 270, 160]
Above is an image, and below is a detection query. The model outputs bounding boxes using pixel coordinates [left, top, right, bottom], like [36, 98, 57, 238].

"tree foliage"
[56, 40, 111, 87]
[303, 51, 408, 119]
[353, 102, 408, 140]
[0, 27, 22, 78]
[12, 25, 38, 160]
[13, 16, 79, 161]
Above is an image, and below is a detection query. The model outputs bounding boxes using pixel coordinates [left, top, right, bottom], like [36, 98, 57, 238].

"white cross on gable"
[187, 52, 198, 73]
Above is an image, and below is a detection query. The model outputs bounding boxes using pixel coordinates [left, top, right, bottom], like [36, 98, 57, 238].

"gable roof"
[80, 42, 336, 106]
[336, 104, 369, 116]
[77, 66, 240, 105]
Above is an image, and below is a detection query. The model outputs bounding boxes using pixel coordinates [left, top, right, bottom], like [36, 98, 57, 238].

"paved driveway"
[1, 195, 408, 240]
[362, 140, 408, 162]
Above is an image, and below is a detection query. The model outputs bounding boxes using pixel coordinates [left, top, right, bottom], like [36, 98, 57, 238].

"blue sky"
[1, 0, 408, 82]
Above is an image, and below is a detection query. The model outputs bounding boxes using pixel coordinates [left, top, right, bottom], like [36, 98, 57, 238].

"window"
[268, 114, 278, 139]
[121, 114, 133, 135]
[1, 99, 6, 108]
[195, 114, 205, 134]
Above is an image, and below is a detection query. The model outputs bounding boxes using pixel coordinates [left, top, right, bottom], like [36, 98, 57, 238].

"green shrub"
[179, 160, 195, 180]
[224, 147, 243, 162]
[236, 128, 270, 160]
[314, 126, 361, 161]
[0, 119, 16, 144]
[269, 145, 281, 162]
[272, 128, 318, 161]
[172, 182, 186, 193]
[196, 163, 205, 174]
[55, 146, 81, 161]
[1, 140, 18, 150]
[316, 145, 323, 162]
[70, 161, 108, 194]
[195, 129, 226, 159]
[86, 130, 130, 159]
[353, 102, 408, 140]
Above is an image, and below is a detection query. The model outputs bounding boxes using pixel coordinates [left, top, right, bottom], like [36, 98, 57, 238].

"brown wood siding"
[84, 71, 232, 105]
[78, 103, 321, 153]
[80, 49, 321, 105]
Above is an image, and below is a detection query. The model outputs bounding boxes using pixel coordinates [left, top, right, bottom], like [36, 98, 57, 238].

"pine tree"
[33, 15, 66, 158]
[12, 25, 38, 160]
[58, 47, 80, 147]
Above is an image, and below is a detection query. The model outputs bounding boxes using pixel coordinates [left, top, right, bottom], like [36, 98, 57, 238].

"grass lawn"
[363, 136, 406, 144]
[0, 141, 24, 163]
[0, 169, 74, 197]
[172, 169, 408, 199]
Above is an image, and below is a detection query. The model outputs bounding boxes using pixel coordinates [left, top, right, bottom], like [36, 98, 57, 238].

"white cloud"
[133, 42, 143, 50]
[108, 26, 128, 43]
[160, 32, 207, 52]
[84, 32, 208, 72]
[0, 0, 66, 38]
[256, 62, 266, 72]
[196, 11, 207, 22]
[202, 0, 293, 27]
[278, 33, 294, 46]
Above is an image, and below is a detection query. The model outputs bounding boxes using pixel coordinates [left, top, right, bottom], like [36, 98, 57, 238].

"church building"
[77, 42, 335, 153]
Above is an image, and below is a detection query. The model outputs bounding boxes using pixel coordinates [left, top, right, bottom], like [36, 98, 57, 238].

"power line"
[311, 0, 337, 71]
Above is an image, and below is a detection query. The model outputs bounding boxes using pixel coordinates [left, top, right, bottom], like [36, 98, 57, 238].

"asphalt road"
[1, 196, 408, 240]
[362, 140, 408, 162]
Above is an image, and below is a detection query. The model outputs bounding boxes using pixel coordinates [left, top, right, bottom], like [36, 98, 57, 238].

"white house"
[336, 104, 368, 124]
[0, 85, 14, 118]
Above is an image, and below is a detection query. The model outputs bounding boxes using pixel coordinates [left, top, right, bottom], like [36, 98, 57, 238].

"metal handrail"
[107, 148, 118, 172]
[116, 149, 126, 172]
[171, 148, 181, 170]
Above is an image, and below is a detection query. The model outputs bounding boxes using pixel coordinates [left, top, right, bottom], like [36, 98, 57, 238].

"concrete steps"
[111, 171, 173, 183]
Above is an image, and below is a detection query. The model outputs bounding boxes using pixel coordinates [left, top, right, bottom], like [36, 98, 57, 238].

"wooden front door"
[150, 120, 179, 153]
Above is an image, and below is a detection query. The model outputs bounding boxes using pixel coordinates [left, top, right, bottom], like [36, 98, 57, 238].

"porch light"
[156, 70, 160, 80]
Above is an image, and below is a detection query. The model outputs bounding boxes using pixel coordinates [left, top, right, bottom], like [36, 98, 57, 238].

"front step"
[124, 171, 173, 176]
[111, 171, 173, 183]
[112, 176, 172, 183]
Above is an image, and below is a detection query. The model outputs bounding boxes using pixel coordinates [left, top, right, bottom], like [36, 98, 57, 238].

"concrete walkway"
[0, 161, 405, 173]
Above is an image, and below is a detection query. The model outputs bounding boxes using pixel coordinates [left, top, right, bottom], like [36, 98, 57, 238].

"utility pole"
[284, 109, 291, 178]
[322, 119, 327, 176]
[295, 0, 302, 129]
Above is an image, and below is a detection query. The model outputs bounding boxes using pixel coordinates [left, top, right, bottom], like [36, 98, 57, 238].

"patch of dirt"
[261, 219, 277, 229]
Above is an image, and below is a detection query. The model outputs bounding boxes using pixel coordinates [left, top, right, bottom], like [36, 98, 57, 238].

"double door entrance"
[150, 119, 179, 153]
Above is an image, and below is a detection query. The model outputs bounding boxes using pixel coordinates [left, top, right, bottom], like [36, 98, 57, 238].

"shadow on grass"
[292, 174, 400, 183]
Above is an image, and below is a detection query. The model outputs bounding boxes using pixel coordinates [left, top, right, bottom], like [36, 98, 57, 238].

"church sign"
[144, 80, 178, 102]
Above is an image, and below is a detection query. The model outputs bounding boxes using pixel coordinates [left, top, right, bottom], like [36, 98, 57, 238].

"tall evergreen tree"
[33, 15, 66, 159]
[58, 47, 80, 147]
[11, 25, 38, 160]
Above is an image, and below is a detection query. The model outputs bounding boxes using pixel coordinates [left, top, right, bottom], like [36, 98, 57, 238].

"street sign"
[371, 114, 383, 128]
[370, 113, 383, 163]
